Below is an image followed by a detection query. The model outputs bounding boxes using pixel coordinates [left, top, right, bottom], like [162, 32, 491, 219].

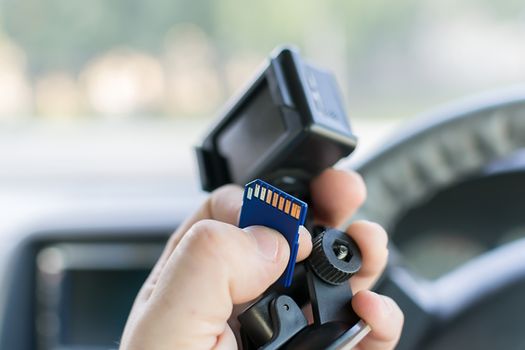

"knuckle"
[187, 219, 222, 246]
[184, 220, 232, 262]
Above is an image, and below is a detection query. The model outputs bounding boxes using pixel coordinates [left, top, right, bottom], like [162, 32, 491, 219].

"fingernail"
[246, 228, 279, 261]
[380, 295, 395, 316]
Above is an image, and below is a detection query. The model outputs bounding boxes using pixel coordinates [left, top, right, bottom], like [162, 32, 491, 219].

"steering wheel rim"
[352, 86, 525, 229]
[348, 86, 525, 349]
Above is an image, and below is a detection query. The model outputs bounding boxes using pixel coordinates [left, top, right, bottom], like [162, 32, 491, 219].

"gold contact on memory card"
[246, 184, 303, 220]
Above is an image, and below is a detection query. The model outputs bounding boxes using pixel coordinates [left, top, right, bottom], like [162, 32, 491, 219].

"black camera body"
[196, 47, 356, 195]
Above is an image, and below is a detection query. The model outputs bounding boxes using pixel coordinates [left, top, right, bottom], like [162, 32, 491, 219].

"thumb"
[121, 219, 290, 350]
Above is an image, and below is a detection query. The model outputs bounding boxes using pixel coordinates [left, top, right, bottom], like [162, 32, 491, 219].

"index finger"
[158, 185, 244, 269]
[142, 185, 313, 303]
[170, 185, 315, 259]
[137, 185, 243, 302]
[177, 184, 244, 237]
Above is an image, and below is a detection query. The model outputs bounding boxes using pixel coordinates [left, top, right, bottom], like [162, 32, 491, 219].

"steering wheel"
[350, 87, 525, 349]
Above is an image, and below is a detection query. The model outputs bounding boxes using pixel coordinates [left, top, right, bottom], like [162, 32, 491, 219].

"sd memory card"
[239, 179, 307, 287]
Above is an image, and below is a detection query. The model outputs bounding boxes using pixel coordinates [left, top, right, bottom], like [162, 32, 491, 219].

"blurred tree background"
[0, 0, 524, 121]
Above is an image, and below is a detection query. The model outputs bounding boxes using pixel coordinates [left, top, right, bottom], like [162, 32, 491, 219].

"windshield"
[1, 1, 524, 194]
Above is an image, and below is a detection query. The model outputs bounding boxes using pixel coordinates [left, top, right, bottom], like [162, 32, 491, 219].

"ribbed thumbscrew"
[308, 228, 362, 285]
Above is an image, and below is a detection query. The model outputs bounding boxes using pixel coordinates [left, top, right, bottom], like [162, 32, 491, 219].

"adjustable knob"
[308, 228, 362, 285]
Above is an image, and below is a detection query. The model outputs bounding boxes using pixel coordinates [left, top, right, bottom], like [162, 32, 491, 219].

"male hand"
[120, 169, 404, 349]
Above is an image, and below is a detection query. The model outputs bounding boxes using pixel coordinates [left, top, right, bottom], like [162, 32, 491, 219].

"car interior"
[1, 1, 524, 349]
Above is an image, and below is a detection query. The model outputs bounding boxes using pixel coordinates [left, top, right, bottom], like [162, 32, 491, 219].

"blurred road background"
[1, 0, 524, 195]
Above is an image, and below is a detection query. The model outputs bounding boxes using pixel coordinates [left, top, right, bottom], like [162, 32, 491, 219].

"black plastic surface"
[309, 228, 361, 285]
[196, 47, 356, 192]
[239, 227, 362, 350]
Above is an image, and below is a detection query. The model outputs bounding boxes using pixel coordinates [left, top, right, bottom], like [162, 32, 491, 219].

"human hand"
[120, 169, 404, 349]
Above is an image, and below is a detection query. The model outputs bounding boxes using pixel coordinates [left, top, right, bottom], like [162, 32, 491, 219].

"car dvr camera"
[196, 47, 357, 197]
[196, 47, 368, 349]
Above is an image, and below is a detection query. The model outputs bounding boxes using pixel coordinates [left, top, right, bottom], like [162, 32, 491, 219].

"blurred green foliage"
[1, 0, 421, 73]
[0, 0, 524, 120]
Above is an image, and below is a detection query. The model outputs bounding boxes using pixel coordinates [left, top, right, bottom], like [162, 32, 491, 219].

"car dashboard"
[0, 190, 197, 350]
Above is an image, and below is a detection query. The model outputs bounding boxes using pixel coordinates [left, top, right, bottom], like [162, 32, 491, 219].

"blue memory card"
[239, 179, 308, 287]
